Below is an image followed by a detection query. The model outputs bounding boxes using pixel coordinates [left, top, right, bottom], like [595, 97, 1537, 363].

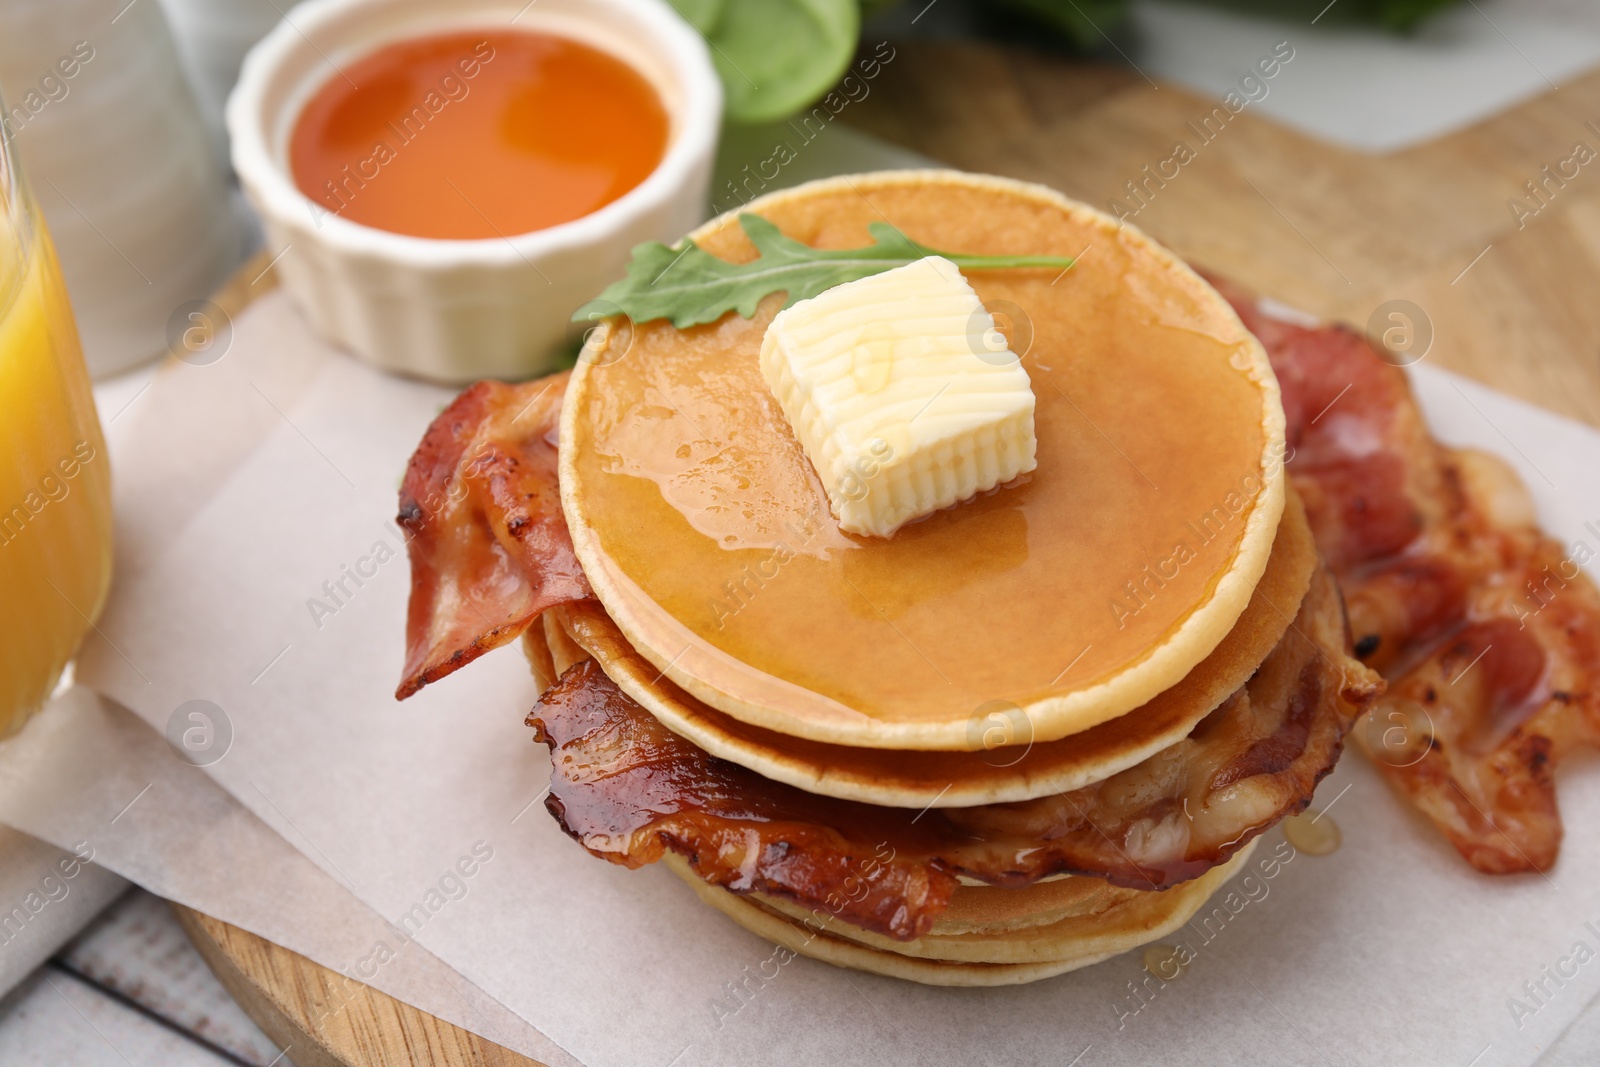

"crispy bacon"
[395, 374, 591, 699]
[530, 659, 959, 941]
[1219, 279, 1600, 874]
[527, 567, 1376, 938]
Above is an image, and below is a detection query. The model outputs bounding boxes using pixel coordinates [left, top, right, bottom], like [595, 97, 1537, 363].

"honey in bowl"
[289, 30, 669, 240]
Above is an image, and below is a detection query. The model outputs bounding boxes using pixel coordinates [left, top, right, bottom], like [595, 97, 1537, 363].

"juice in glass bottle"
[0, 89, 113, 737]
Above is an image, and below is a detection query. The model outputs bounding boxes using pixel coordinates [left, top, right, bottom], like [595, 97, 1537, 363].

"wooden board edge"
[172, 904, 546, 1067]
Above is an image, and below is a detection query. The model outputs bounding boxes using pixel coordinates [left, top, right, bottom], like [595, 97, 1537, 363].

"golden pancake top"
[561, 171, 1286, 750]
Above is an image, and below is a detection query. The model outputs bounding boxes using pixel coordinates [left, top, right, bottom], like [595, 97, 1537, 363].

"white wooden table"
[0, 888, 292, 1067]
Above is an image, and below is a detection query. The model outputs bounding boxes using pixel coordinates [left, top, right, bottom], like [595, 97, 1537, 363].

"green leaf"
[992, 0, 1130, 49]
[669, 0, 859, 123]
[572, 214, 1076, 329]
[985, 0, 1463, 46]
[1365, 0, 1462, 30]
[666, 0, 726, 33]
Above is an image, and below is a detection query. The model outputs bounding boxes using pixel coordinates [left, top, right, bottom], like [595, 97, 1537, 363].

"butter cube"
[760, 256, 1037, 538]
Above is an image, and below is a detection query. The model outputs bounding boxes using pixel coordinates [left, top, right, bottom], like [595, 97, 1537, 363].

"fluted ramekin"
[228, 0, 720, 383]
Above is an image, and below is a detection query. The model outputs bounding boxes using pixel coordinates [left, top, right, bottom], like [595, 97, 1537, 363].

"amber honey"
[1283, 811, 1342, 856]
[1142, 943, 1189, 980]
[290, 29, 668, 239]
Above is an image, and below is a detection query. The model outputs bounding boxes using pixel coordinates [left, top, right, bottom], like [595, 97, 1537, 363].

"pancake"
[521, 624, 557, 694]
[549, 488, 1318, 807]
[938, 874, 1132, 934]
[541, 611, 587, 676]
[664, 843, 1258, 986]
[561, 170, 1287, 750]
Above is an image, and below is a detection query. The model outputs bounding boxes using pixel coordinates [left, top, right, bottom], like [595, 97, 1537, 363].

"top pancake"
[561, 171, 1285, 750]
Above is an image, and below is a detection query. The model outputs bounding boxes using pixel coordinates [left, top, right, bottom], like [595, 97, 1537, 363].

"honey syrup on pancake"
[567, 181, 1280, 730]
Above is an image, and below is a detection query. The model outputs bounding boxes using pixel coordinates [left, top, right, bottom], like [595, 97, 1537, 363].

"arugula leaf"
[667, 0, 859, 123]
[572, 214, 1076, 329]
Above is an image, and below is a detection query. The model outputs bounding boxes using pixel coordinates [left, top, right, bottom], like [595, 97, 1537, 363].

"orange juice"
[289, 30, 669, 239]
[0, 143, 112, 737]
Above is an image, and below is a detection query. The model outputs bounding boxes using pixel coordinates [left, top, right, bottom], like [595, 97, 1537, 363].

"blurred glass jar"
[0, 85, 113, 738]
[159, 0, 305, 153]
[0, 0, 244, 377]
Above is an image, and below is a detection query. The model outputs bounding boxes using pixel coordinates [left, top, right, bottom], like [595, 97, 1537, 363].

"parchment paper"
[0, 685, 577, 1067]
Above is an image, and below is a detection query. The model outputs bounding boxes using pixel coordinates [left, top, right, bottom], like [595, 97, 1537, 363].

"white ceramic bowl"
[228, 0, 720, 382]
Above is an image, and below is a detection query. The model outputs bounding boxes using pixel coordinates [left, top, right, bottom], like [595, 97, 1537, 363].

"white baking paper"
[0, 684, 577, 1067]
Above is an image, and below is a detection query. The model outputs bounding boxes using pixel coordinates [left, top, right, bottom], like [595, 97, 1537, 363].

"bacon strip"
[1218, 280, 1600, 873]
[395, 374, 591, 699]
[529, 659, 959, 941]
[528, 566, 1376, 939]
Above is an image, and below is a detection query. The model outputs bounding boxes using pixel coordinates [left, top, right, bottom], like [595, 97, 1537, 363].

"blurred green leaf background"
[670, 0, 1466, 122]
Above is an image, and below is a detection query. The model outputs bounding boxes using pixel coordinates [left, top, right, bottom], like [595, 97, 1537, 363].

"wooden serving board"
[173, 38, 1600, 1067]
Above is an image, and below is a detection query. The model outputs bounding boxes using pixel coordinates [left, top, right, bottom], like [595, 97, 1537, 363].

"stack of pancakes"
[406, 172, 1380, 985]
